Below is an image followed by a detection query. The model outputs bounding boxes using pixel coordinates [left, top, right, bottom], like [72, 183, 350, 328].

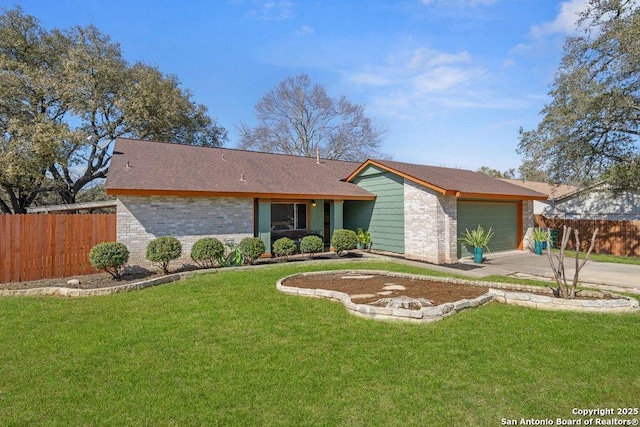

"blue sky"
[10, 0, 588, 172]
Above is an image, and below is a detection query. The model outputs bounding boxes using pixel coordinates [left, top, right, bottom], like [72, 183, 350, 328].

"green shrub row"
[89, 229, 361, 280]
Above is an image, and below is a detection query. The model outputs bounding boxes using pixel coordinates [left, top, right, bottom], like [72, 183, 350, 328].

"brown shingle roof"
[348, 159, 548, 200]
[106, 138, 375, 200]
[497, 179, 578, 200]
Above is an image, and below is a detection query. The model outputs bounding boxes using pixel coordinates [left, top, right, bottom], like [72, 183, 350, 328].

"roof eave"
[106, 188, 376, 201]
[346, 159, 449, 195]
[456, 192, 550, 201]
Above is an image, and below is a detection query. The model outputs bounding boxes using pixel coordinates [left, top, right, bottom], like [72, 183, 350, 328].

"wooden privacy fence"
[0, 214, 116, 283]
[534, 215, 640, 257]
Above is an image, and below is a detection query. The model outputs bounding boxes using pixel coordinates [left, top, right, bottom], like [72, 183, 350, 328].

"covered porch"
[255, 198, 347, 256]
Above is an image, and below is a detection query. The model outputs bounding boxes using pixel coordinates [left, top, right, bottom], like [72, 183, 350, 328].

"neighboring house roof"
[347, 160, 548, 200]
[497, 179, 578, 200]
[106, 138, 375, 200]
[538, 181, 640, 220]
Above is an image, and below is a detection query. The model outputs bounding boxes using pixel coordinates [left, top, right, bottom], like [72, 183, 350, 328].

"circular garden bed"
[277, 270, 639, 323]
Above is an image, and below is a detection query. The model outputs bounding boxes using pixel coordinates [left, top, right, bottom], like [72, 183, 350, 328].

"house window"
[271, 203, 307, 230]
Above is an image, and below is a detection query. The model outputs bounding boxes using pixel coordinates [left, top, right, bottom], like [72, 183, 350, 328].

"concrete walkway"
[369, 251, 640, 295]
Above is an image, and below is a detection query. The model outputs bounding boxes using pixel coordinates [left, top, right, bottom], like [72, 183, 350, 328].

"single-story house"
[501, 179, 640, 220]
[106, 138, 547, 266]
[498, 179, 578, 215]
[546, 185, 640, 220]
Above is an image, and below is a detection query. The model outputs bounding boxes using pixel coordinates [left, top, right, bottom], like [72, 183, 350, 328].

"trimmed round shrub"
[191, 237, 224, 268]
[272, 237, 297, 259]
[146, 236, 182, 274]
[238, 237, 266, 264]
[300, 235, 324, 258]
[89, 242, 129, 280]
[331, 229, 357, 255]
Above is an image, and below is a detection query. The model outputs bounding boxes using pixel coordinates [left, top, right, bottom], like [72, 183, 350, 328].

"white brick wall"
[522, 200, 535, 251]
[403, 180, 458, 264]
[117, 196, 254, 267]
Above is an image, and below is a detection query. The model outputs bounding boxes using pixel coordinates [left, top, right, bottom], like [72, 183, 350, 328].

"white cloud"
[347, 47, 477, 93]
[421, 0, 497, 7]
[502, 58, 515, 68]
[530, 0, 588, 37]
[414, 66, 479, 93]
[295, 25, 314, 36]
[509, 43, 530, 55]
[409, 48, 471, 68]
[345, 46, 495, 120]
[349, 72, 392, 86]
[245, 0, 294, 21]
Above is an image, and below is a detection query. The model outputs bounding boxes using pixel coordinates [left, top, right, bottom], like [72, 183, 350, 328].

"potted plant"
[532, 228, 549, 255]
[460, 226, 494, 263]
[356, 228, 372, 250]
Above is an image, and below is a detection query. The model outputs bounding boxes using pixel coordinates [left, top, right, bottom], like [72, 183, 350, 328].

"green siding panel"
[457, 201, 518, 257]
[257, 200, 271, 254]
[330, 202, 344, 236]
[344, 201, 374, 232]
[348, 170, 404, 253]
[310, 200, 324, 236]
[356, 164, 387, 177]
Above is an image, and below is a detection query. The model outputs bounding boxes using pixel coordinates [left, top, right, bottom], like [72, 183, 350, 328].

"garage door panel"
[457, 201, 518, 257]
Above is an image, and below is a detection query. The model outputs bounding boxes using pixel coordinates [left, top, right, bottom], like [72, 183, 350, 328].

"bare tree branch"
[239, 74, 387, 161]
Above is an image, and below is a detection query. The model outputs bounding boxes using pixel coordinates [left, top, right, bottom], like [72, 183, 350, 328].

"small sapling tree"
[546, 225, 598, 299]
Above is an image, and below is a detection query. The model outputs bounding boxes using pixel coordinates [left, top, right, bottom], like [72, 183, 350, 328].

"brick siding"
[117, 196, 253, 267]
[522, 200, 535, 251]
[403, 180, 458, 264]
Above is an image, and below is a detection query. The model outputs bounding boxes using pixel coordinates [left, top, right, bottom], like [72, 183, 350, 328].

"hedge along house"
[106, 138, 547, 267]
[105, 138, 374, 266]
[343, 160, 548, 264]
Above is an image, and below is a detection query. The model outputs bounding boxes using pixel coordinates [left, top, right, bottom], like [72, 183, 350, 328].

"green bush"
[272, 237, 297, 260]
[191, 237, 224, 268]
[331, 229, 357, 255]
[146, 236, 182, 274]
[238, 237, 266, 265]
[356, 228, 372, 248]
[88, 242, 129, 280]
[300, 235, 324, 258]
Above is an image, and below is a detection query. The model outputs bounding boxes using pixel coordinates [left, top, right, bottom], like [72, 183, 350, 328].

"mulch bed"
[0, 268, 165, 291]
[282, 273, 613, 305]
[0, 252, 363, 291]
[283, 273, 489, 306]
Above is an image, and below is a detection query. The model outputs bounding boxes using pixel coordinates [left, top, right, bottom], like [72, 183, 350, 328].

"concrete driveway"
[464, 250, 640, 293]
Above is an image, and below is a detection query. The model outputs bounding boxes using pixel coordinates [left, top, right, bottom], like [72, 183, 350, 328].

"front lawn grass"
[551, 248, 640, 265]
[1, 260, 638, 426]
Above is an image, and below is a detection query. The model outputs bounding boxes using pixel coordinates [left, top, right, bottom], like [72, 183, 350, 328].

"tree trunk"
[546, 225, 598, 299]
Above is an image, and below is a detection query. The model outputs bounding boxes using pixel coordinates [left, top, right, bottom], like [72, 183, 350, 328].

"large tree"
[0, 8, 227, 213]
[238, 74, 386, 161]
[518, 0, 640, 191]
[477, 166, 516, 179]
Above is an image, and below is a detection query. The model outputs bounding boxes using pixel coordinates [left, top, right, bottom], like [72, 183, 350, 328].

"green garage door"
[457, 201, 519, 258]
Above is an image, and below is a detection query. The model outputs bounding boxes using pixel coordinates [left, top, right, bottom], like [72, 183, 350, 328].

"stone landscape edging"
[276, 270, 639, 323]
[0, 266, 238, 297]
[0, 256, 374, 297]
[3, 259, 639, 316]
